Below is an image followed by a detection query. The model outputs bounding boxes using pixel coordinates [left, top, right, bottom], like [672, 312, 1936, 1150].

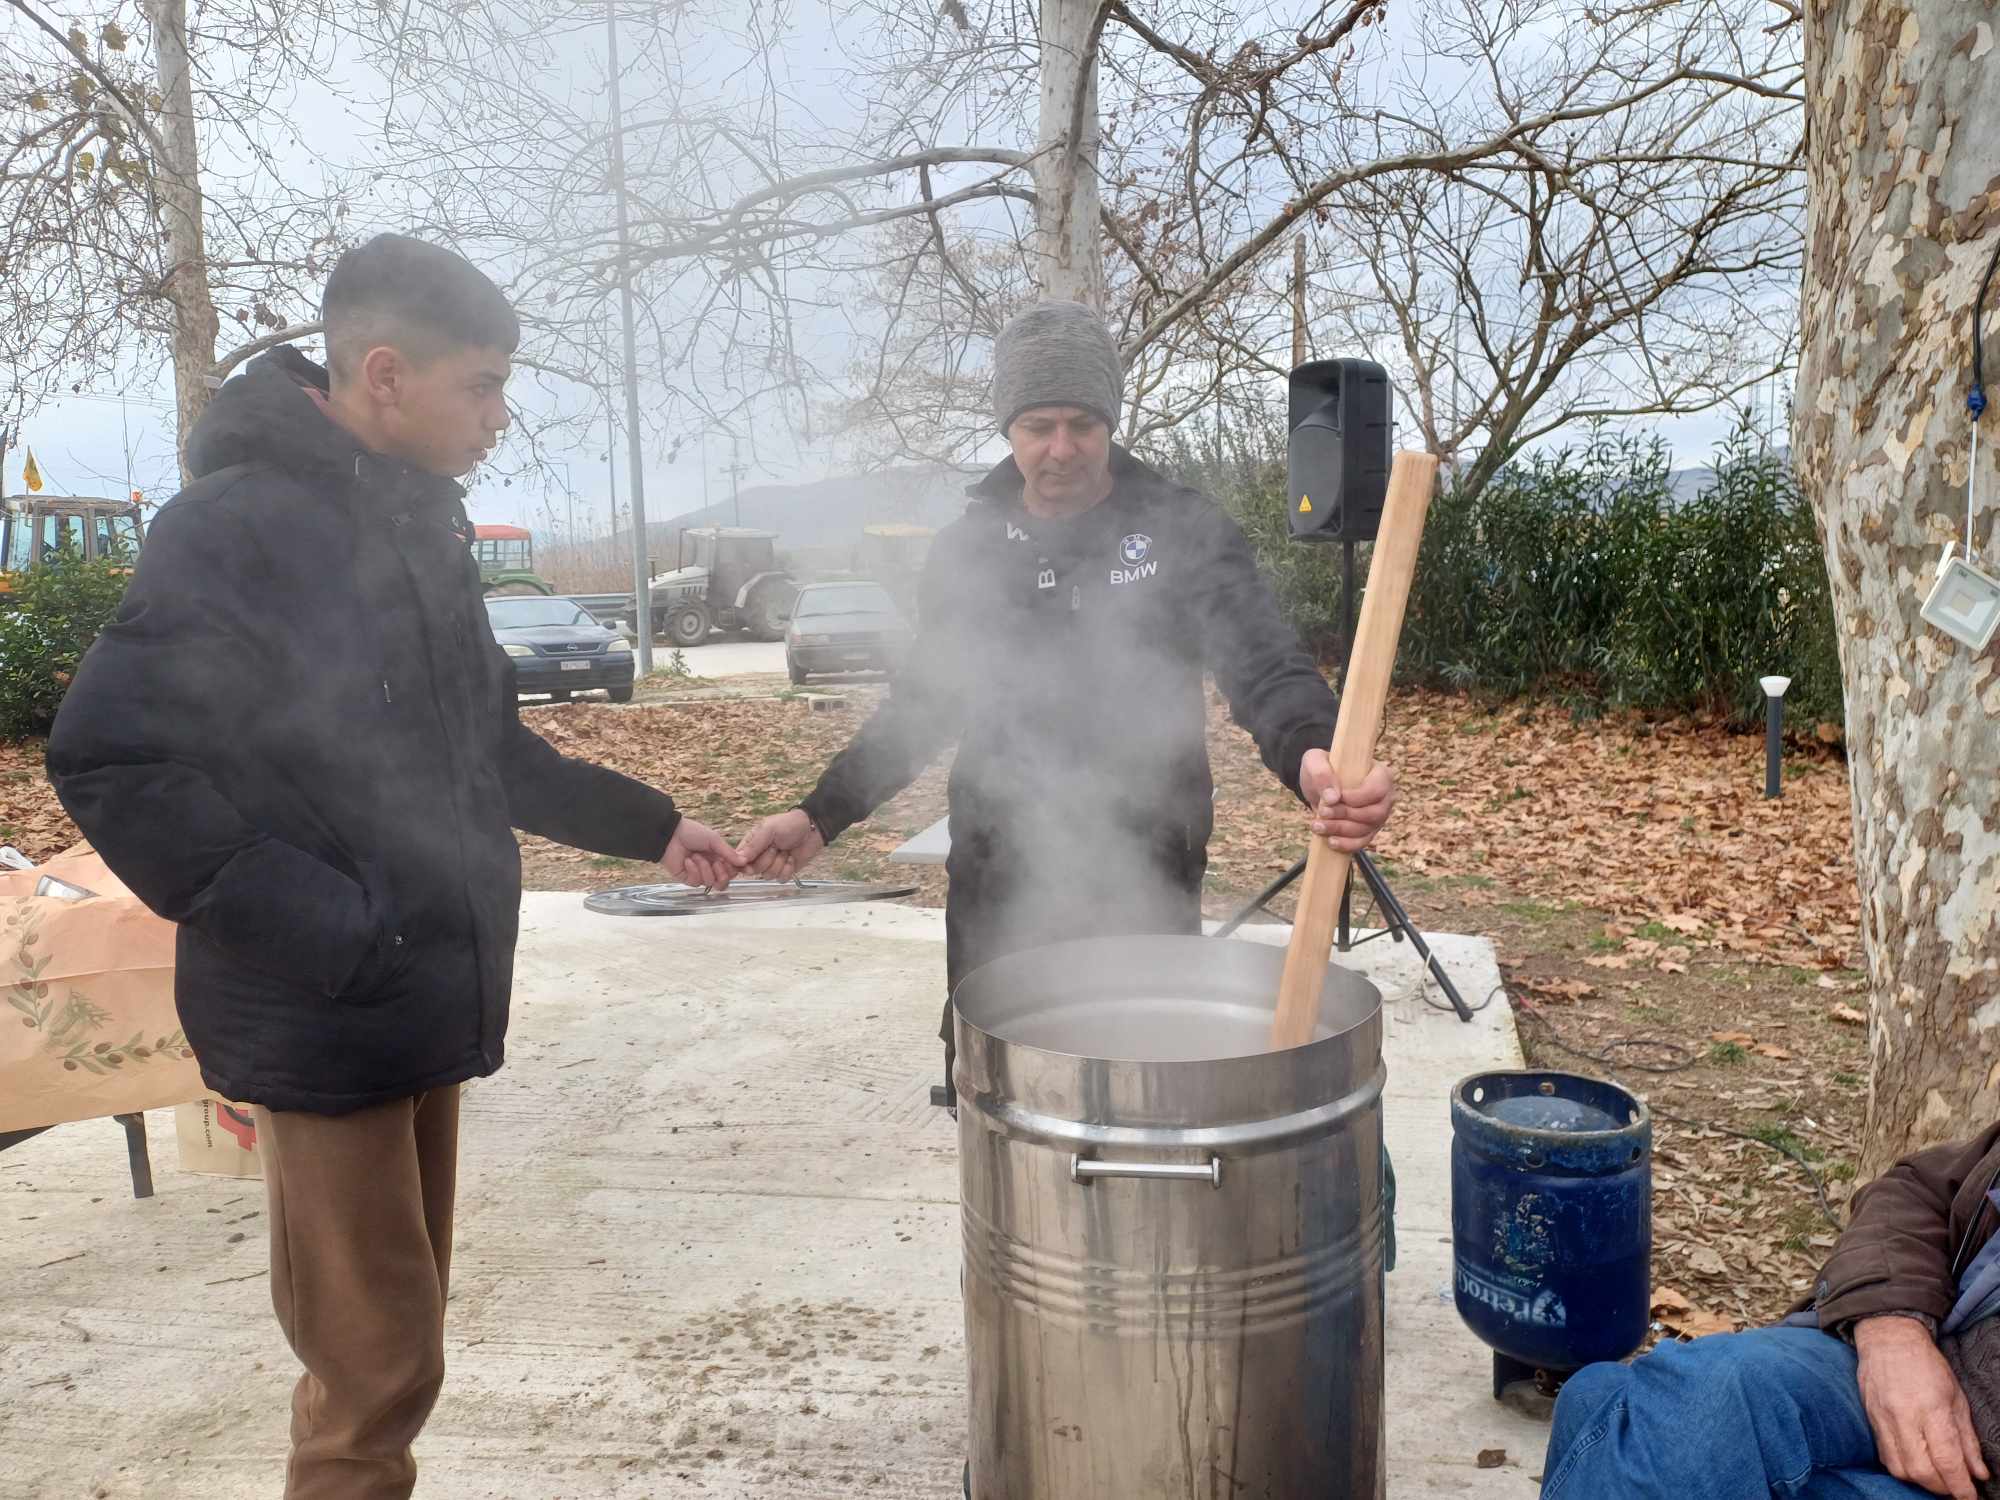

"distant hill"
[1482, 447, 1792, 509]
[644, 465, 983, 555]
[532, 464, 990, 593]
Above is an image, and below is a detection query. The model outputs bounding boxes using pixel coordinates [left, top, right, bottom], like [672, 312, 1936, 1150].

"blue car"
[485, 595, 637, 703]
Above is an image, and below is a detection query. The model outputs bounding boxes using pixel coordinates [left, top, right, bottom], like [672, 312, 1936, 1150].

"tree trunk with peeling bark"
[1797, 1, 2000, 1174]
[143, 0, 220, 478]
[1033, 0, 1104, 308]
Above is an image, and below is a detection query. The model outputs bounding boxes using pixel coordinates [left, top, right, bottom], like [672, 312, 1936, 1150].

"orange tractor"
[0, 493, 145, 599]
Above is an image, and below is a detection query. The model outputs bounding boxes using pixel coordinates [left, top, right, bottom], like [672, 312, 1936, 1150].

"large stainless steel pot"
[953, 934, 1385, 1499]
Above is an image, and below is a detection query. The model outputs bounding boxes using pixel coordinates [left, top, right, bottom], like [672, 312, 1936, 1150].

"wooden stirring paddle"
[1269, 451, 1440, 1049]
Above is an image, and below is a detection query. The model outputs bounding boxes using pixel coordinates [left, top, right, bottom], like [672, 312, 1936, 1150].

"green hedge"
[1146, 423, 1845, 732]
[0, 548, 131, 740]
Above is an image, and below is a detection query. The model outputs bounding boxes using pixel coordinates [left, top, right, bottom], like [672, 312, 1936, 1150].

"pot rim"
[952, 934, 1381, 1068]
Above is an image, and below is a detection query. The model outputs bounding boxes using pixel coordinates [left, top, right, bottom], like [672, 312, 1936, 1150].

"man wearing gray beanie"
[742, 300, 1396, 1083]
[990, 300, 1125, 437]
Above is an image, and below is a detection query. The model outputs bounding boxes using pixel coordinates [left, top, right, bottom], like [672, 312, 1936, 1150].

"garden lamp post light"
[1760, 675, 1791, 799]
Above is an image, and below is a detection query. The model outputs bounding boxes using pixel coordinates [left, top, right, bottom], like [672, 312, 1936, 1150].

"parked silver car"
[784, 580, 912, 684]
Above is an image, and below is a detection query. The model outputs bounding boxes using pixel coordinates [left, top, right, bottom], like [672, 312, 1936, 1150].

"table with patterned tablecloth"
[1, 847, 215, 1194]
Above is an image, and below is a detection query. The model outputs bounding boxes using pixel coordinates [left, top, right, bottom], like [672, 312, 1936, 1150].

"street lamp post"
[729, 435, 744, 528]
[605, 0, 652, 675]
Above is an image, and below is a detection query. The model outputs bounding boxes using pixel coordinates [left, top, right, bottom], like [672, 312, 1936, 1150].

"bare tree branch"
[214, 319, 323, 379]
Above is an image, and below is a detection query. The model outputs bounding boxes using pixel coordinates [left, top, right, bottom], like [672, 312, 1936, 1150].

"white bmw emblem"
[1120, 533, 1152, 566]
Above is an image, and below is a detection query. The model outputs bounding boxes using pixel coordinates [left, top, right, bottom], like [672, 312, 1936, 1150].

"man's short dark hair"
[322, 233, 520, 379]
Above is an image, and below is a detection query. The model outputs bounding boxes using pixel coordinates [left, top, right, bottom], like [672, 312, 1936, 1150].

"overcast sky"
[2, 0, 1797, 531]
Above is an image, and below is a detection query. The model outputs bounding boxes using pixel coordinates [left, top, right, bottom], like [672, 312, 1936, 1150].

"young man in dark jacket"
[46, 234, 740, 1499]
[736, 302, 1395, 1082]
[1542, 1122, 2000, 1500]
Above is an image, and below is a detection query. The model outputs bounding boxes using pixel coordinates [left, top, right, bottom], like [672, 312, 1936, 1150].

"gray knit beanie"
[991, 302, 1124, 434]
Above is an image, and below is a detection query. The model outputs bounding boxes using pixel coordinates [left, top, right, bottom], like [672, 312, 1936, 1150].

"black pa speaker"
[1287, 359, 1392, 543]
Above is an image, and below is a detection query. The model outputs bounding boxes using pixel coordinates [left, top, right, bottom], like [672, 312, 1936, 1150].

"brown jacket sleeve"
[1813, 1123, 2000, 1334]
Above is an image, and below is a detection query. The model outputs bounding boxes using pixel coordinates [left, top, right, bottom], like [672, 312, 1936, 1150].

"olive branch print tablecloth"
[0, 848, 203, 1133]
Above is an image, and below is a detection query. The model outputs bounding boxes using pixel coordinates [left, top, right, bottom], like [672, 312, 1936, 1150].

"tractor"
[470, 524, 556, 596]
[648, 527, 796, 646]
[0, 493, 145, 598]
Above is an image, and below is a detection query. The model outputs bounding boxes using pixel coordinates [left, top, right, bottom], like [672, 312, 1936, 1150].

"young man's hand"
[1855, 1314, 1988, 1500]
[1299, 752, 1395, 853]
[661, 817, 744, 891]
[735, 809, 826, 882]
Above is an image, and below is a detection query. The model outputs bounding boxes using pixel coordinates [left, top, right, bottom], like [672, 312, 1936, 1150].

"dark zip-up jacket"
[799, 448, 1340, 989]
[46, 348, 680, 1114]
[1802, 1123, 2000, 1492]
[1808, 1122, 2000, 1333]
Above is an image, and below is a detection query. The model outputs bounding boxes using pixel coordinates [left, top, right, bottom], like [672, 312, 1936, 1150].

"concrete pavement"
[0, 900, 1546, 1498]
[666, 637, 787, 677]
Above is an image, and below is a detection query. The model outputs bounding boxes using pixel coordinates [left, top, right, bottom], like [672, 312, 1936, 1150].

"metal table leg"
[0, 1114, 155, 1198]
[113, 1112, 153, 1198]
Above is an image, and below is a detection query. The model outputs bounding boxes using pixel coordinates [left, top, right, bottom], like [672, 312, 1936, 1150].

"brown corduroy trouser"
[253, 1086, 460, 1500]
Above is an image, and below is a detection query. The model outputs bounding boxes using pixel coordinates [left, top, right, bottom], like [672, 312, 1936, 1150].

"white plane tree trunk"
[1796, 1, 2000, 1172]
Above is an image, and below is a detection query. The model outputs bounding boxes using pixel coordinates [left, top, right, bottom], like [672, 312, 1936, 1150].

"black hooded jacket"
[46, 348, 681, 1114]
[799, 448, 1339, 989]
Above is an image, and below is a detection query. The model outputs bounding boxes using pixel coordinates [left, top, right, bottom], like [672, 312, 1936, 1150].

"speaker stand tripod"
[1216, 538, 1475, 1022]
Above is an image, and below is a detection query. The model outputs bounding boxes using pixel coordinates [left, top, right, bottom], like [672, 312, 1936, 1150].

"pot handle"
[1070, 1154, 1222, 1188]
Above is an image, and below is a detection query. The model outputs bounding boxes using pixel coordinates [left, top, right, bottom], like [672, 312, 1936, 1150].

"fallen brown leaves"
[0, 684, 1871, 1325]
[509, 695, 955, 890]
[1207, 687, 1856, 972]
[0, 685, 1860, 974]
[1647, 1112, 1855, 1326]
[1516, 975, 1597, 1003]
[0, 741, 74, 859]
[1368, 691, 1857, 971]
[1508, 944, 1867, 1327]
[1650, 1286, 1738, 1340]
[1517, 967, 1867, 1324]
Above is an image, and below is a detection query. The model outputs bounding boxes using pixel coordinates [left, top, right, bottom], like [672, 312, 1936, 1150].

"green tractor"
[470, 524, 555, 596]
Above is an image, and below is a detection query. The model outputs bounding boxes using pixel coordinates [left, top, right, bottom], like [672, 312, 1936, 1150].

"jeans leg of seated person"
[1796, 1471, 1958, 1499]
[1542, 1326, 1933, 1500]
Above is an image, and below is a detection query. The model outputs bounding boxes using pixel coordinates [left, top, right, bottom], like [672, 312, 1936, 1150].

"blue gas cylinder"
[1450, 1070, 1652, 1396]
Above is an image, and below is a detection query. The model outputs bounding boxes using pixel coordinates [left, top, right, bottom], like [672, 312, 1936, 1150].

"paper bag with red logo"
[172, 1098, 263, 1177]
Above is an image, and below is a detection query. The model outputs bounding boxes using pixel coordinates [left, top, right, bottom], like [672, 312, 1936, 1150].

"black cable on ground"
[1513, 1003, 1840, 1230]
[1416, 975, 1504, 1016]
[1516, 1006, 1697, 1075]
